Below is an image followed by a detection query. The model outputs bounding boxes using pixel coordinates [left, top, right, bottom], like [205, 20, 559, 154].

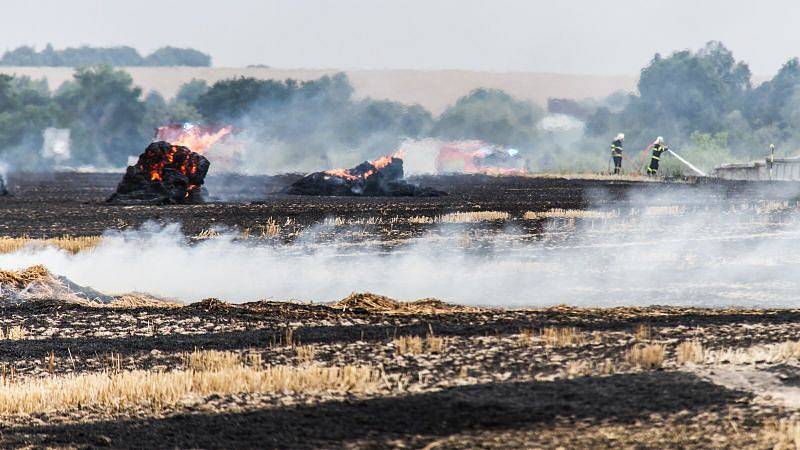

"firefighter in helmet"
[610, 133, 624, 174]
[647, 136, 669, 176]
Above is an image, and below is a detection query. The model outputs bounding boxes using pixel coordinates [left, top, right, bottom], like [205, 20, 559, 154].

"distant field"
[0, 66, 638, 114]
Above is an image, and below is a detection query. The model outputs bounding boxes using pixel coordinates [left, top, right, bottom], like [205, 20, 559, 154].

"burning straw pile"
[287, 152, 445, 197]
[108, 141, 210, 205]
[0, 265, 175, 307]
[0, 265, 110, 304]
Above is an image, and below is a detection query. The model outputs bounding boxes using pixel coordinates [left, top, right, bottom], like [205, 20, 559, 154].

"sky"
[1, 0, 799, 76]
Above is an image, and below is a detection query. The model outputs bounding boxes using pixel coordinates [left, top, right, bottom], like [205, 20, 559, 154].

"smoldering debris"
[286, 154, 445, 197]
[108, 141, 210, 205]
[0, 265, 169, 306]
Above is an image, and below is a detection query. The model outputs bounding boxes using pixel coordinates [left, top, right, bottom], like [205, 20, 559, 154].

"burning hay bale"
[108, 141, 210, 205]
[286, 154, 445, 197]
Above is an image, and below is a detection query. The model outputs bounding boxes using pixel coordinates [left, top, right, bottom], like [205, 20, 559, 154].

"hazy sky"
[1, 0, 798, 75]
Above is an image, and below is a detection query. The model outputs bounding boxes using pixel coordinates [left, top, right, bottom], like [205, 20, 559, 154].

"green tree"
[744, 58, 800, 129]
[175, 79, 209, 105]
[55, 65, 148, 165]
[634, 41, 751, 137]
[141, 91, 203, 137]
[193, 77, 291, 122]
[0, 74, 57, 152]
[143, 47, 211, 67]
[432, 88, 543, 148]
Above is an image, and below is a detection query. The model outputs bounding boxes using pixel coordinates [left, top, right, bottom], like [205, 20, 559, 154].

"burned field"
[2, 173, 800, 447]
[1, 296, 800, 448]
[0, 171, 793, 239]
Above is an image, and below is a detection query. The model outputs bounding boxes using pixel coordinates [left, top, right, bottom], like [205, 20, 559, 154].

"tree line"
[0, 65, 543, 170]
[2, 41, 800, 173]
[0, 45, 211, 67]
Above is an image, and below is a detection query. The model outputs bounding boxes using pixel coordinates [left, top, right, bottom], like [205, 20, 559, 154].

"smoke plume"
[0, 187, 798, 306]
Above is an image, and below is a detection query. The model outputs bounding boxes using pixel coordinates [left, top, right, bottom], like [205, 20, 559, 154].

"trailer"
[713, 156, 800, 181]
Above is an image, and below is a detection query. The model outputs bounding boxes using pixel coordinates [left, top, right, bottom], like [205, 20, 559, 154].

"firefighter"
[646, 136, 669, 176]
[610, 133, 624, 174]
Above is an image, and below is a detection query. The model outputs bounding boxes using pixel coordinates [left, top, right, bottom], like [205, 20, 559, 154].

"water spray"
[667, 149, 706, 177]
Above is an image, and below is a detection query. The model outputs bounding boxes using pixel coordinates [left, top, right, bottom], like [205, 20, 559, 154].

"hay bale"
[0, 265, 50, 289]
[335, 293, 402, 312]
[110, 294, 182, 308]
[334, 292, 479, 314]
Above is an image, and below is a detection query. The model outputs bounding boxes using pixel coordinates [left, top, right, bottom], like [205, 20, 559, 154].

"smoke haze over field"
[2, 0, 800, 76]
[2, 188, 800, 306]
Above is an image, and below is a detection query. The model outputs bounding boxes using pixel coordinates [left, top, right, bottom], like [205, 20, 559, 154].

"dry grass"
[322, 216, 396, 227]
[519, 327, 586, 348]
[763, 417, 800, 450]
[196, 229, 221, 239]
[408, 215, 435, 224]
[202, 218, 297, 240]
[626, 343, 666, 369]
[394, 335, 423, 355]
[0, 353, 381, 415]
[426, 334, 446, 353]
[560, 359, 617, 378]
[633, 324, 651, 341]
[0, 236, 102, 254]
[542, 327, 586, 347]
[0, 326, 26, 341]
[676, 340, 705, 365]
[182, 349, 243, 371]
[393, 330, 446, 355]
[707, 340, 800, 365]
[438, 211, 510, 223]
[295, 345, 316, 364]
[524, 209, 618, 220]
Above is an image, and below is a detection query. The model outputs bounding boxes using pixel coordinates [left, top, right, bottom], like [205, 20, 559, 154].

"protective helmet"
[615, 133, 625, 141]
[655, 136, 664, 145]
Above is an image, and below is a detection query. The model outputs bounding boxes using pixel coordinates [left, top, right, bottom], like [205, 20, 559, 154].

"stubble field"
[1, 172, 800, 447]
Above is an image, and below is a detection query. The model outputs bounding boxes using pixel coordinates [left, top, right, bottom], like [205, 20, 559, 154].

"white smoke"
[0, 188, 799, 307]
[396, 138, 441, 175]
[41, 128, 71, 162]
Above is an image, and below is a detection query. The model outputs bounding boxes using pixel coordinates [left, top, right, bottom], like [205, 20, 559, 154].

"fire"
[155, 124, 233, 155]
[323, 149, 404, 181]
[137, 144, 205, 192]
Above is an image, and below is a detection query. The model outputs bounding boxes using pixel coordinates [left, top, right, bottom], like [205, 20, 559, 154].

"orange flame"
[155, 125, 233, 154]
[139, 145, 203, 192]
[323, 149, 403, 181]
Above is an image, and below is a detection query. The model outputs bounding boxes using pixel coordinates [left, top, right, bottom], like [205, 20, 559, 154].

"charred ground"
[0, 297, 797, 448]
[0, 173, 800, 448]
[0, 172, 797, 238]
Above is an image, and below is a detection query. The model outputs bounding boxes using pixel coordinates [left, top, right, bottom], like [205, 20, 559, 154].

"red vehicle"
[435, 140, 524, 174]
